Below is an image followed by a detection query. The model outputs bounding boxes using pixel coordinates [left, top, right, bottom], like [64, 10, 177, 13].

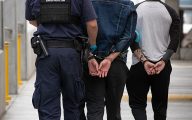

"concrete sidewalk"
[1, 75, 38, 120]
[1, 60, 192, 120]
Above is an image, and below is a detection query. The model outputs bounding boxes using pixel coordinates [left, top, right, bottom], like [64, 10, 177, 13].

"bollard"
[4, 41, 11, 105]
[17, 33, 22, 86]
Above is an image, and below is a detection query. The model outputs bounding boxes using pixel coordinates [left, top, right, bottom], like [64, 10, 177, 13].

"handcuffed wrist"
[88, 55, 95, 61]
[105, 57, 113, 62]
[140, 55, 147, 64]
[142, 59, 149, 64]
[87, 52, 96, 61]
[160, 58, 167, 64]
[90, 44, 97, 53]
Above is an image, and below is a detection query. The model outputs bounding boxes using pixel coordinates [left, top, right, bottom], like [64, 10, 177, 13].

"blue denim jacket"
[92, 0, 137, 62]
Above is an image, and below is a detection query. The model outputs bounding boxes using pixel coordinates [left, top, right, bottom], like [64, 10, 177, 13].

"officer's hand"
[154, 60, 165, 74]
[144, 61, 155, 75]
[98, 58, 112, 78]
[88, 58, 99, 76]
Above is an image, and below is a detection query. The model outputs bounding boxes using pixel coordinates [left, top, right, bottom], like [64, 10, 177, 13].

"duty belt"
[46, 40, 76, 48]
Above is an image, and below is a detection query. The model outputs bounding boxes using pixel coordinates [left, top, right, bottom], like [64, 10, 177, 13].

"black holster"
[76, 36, 89, 62]
[31, 36, 49, 56]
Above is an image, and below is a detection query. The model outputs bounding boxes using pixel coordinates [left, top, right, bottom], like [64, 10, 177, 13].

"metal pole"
[17, 33, 22, 86]
[4, 41, 11, 105]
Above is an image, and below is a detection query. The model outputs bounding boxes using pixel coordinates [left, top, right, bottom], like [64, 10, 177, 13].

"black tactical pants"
[33, 48, 84, 120]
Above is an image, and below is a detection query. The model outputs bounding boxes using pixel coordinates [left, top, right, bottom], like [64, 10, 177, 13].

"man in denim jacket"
[81, 0, 137, 120]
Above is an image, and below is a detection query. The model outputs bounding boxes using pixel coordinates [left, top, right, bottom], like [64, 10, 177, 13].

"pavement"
[1, 60, 192, 120]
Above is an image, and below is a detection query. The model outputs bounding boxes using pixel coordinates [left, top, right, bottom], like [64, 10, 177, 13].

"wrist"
[90, 44, 97, 53]
[105, 57, 113, 63]
[140, 55, 148, 64]
[160, 58, 167, 64]
[142, 59, 149, 65]
[88, 54, 95, 61]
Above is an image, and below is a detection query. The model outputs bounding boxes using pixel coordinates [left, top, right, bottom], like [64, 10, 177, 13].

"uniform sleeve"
[112, 3, 137, 52]
[82, 0, 97, 22]
[25, 0, 35, 20]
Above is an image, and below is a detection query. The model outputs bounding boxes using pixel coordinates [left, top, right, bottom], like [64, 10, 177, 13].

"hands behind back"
[88, 57, 112, 78]
[144, 60, 165, 75]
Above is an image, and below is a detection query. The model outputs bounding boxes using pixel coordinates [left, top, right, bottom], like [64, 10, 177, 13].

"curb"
[122, 94, 192, 102]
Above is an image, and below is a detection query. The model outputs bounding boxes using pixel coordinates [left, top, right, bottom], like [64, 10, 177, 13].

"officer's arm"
[25, 0, 35, 20]
[86, 19, 98, 46]
[29, 20, 38, 27]
[82, 0, 97, 46]
[25, 0, 38, 27]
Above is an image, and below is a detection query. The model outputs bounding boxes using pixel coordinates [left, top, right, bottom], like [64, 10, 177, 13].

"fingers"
[98, 63, 108, 78]
[154, 62, 161, 68]
[94, 62, 99, 72]
[146, 71, 151, 75]
[98, 59, 111, 78]
[88, 59, 100, 76]
[98, 63, 105, 78]
[144, 60, 166, 75]
[98, 71, 108, 78]
[89, 59, 109, 77]
[98, 62, 103, 70]
[145, 68, 151, 75]
[154, 61, 165, 74]
[155, 66, 163, 74]
[90, 72, 99, 76]
[155, 67, 160, 74]
[156, 70, 161, 74]
[99, 71, 104, 78]
[150, 68, 156, 75]
[144, 61, 155, 75]
[104, 71, 108, 77]
[89, 59, 111, 77]
[146, 69, 155, 75]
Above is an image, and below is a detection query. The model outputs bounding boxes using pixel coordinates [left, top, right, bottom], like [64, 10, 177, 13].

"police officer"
[25, 0, 98, 119]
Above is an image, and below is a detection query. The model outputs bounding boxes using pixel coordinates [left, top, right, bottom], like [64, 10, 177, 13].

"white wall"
[0, 50, 5, 118]
[26, 22, 36, 79]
